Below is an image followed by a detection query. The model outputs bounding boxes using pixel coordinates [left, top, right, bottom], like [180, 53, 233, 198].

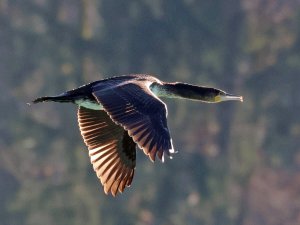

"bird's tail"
[32, 83, 93, 105]
[32, 92, 82, 104]
[33, 95, 69, 103]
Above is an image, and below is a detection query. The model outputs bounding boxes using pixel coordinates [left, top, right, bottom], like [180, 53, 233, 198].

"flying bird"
[33, 74, 243, 196]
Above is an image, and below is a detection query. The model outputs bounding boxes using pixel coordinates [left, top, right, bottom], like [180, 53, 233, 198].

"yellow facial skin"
[214, 95, 222, 103]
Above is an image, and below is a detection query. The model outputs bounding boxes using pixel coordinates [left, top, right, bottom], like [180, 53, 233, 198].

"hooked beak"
[220, 93, 243, 102]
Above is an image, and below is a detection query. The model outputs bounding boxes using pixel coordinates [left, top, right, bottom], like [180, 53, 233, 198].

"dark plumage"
[33, 74, 243, 196]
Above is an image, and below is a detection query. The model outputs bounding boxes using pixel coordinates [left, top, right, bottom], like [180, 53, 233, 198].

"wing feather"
[77, 107, 136, 196]
[92, 82, 175, 162]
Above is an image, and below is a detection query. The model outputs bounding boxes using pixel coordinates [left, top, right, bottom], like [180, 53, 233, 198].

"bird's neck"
[150, 82, 216, 102]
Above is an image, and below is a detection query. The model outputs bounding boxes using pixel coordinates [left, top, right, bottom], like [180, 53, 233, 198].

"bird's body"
[33, 74, 243, 196]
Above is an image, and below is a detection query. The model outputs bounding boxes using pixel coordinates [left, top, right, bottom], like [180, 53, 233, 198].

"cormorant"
[33, 74, 243, 196]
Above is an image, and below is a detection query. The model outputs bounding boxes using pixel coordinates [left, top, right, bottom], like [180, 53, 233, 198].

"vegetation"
[1, 0, 300, 224]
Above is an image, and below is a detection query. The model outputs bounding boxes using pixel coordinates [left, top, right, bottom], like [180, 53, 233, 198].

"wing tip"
[146, 148, 177, 162]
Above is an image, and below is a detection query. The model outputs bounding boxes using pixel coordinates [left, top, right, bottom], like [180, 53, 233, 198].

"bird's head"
[154, 82, 243, 103]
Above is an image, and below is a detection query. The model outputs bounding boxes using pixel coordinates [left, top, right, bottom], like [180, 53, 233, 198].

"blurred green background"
[1, 0, 300, 225]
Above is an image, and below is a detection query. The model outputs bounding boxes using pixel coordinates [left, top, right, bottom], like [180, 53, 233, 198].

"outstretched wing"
[92, 81, 175, 161]
[77, 106, 136, 196]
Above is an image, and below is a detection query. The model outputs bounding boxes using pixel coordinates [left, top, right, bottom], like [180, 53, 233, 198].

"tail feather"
[33, 96, 61, 103]
[33, 84, 93, 104]
[32, 94, 78, 104]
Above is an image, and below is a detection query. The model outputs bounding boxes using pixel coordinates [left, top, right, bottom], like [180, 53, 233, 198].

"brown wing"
[77, 106, 136, 196]
[92, 82, 175, 162]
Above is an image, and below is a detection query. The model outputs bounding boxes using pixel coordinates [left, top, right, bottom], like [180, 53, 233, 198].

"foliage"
[1, 0, 300, 224]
